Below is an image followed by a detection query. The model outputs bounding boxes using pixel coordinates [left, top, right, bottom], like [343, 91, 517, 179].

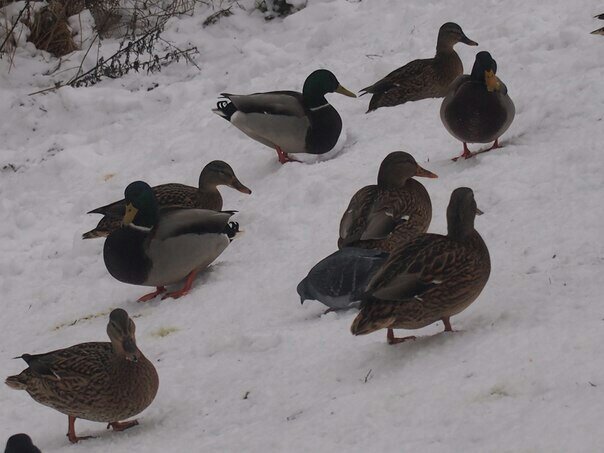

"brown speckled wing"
[338, 185, 379, 247]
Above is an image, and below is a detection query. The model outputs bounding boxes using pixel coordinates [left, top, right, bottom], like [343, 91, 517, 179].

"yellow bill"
[122, 203, 138, 225]
[336, 85, 357, 98]
[485, 70, 501, 92]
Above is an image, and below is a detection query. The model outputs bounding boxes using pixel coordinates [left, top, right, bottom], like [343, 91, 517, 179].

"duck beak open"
[336, 85, 357, 98]
[476, 207, 484, 216]
[591, 27, 604, 35]
[460, 35, 478, 46]
[123, 203, 138, 225]
[231, 178, 252, 195]
[485, 70, 501, 92]
[415, 165, 438, 179]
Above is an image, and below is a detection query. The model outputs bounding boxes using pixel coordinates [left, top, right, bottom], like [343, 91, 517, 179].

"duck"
[83, 160, 251, 239]
[212, 69, 356, 164]
[103, 181, 239, 302]
[4, 434, 42, 453]
[440, 51, 515, 160]
[360, 22, 478, 112]
[5, 309, 158, 444]
[297, 247, 389, 312]
[351, 187, 490, 344]
[338, 152, 437, 253]
[593, 13, 604, 35]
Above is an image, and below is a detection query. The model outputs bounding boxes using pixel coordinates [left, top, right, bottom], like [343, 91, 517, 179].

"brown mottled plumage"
[83, 160, 251, 239]
[338, 152, 437, 253]
[361, 23, 478, 112]
[6, 309, 159, 444]
[351, 188, 490, 344]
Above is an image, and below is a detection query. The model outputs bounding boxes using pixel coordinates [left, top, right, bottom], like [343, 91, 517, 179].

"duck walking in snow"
[4, 434, 41, 453]
[440, 51, 515, 160]
[592, 13, 604, 35]
[83, 160, 251, 239]
[213, 69, 356, 163]
[338, 152, 437, 253]
[5, 309, 158, 444]
[360, 22, 478, 112]
[103, 181, 239, 302]
[351, 188, 490, 344]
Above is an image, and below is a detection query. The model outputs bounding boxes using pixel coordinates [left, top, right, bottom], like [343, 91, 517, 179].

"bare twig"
[0, 0, 29, 54]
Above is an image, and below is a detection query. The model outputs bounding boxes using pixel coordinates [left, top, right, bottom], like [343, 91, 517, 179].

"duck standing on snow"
[360, 22, 478, 112]
[4, 434, 42, 453]
[213, 69, 356, 163]
[5, 309, 158, 444]
[83, 160, 251, 239]
[103, 181, 239, 302]
[351, 188, 490, 344]
[592, 13, 604, 35]
[440, 51, 515, 160]
[338, 152, 437, 253]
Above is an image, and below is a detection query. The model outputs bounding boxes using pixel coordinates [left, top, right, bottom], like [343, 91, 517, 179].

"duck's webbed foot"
[452, 142, 474, 161]
[275, 146, 300, 164]
[387, 328, 417, 345]
[137, 286, 166, 303]
[107, 420, 139, 432]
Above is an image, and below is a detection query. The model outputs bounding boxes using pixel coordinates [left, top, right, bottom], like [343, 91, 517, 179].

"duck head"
[377, 152, 438, 189]
[471, 51, 501, 92]
[446, 187, 483, 240]
[199, 160, 252, 195]
[107, 309, 140, 362]
[303, 69, 356, 108]
[437, 22, 478, 49]
[122, 181, 159, 229]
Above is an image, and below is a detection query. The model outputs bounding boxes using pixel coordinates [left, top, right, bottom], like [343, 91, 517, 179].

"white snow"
[1, 0, 604, 451]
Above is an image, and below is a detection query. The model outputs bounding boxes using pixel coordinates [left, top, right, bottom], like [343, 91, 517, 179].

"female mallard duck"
[360, 22, 478, 112]
[212, 69, 356, 164]
[440, 51, 515, 160]
[83, 160, 250, 239]
[351, 187, 490, 344]
[593, 13, 604, 35]
[103, 181, 239, 302]
[6, 309, 158, 444]
[297, 247, 389, 312]
[338, 152, 437, 253]
[4, 434, 41, 453]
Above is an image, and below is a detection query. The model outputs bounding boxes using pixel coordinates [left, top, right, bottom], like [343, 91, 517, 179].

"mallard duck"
[4, 434, 41, 453]
[103, 181, 239, 302]
[440, 51, 515, 160]
[83, 160, 251, 239]
[297, 248, 389, 312]
[360, 22, 478, 112]
[593, 13, 604, 35]
[5, 309, 158, 444]
[351, 187, 490, 344]
[338, 152, 437, 253]
[212, 69, 356, 164]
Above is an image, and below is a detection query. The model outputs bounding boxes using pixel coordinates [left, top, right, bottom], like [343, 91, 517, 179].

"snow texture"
[1, 0, 604, 451]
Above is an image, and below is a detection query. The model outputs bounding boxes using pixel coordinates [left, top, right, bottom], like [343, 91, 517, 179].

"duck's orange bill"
[415, 165, 438, 178]
[485, 70, 501, 92]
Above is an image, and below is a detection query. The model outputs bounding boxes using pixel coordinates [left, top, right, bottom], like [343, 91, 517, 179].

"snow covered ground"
[1, 0, 604, 451]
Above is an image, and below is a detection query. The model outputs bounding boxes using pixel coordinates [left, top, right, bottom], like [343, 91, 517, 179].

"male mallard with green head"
[4, 434, 41, 453]
[103, 181, 239, 302]
[351, 188, 490, 344]
[83, 160, 250, 239]
[360, 22, 478, 112]
[338, 152, 437, 253]
[213, 69, 356, 163]
[6, 309, 158, 444]
[440, 51, 515, 160]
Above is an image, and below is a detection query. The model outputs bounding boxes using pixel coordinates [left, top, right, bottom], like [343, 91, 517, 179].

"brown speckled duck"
[360, 23, 478, 112]
[440, 51, 515, 160]
[351, 187, 490, 344]
[592, 13, 604, 35]
[83, 160, 250, 239]
[6, 309, 159, 444]
[338, 152, 437, 253]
